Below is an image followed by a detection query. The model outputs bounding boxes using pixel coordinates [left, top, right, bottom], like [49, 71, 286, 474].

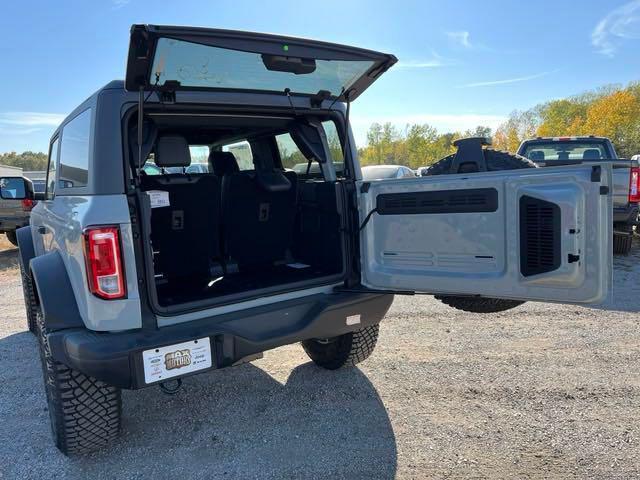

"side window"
[221, 140, 254, 170]
[45, 138, 59, 200]
[276, 120, 345, 178]
[59, 109, 91, 189]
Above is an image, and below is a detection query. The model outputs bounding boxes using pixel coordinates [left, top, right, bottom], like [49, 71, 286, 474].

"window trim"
[45, 136, 60, 201]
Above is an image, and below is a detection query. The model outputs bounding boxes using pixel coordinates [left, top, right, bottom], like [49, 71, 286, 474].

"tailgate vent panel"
[377, 188, 498, 215]
[519, 195, 561, 276]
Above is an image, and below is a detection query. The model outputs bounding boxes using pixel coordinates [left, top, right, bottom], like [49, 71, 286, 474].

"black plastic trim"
[376, 188, 498, 215]
[47, 292, 394, 389]
[519, 195, 561, 277]
[16, 226, 35, 271]
[30, 251, 85, 331]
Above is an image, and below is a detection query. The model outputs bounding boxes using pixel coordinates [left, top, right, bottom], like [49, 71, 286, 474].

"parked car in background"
[416, 166, 430, 176]
[0, 165, 33, 246]
[23, 171, 46, 196]
[518, 136, 639, 255]
[361, 165, 415, 180]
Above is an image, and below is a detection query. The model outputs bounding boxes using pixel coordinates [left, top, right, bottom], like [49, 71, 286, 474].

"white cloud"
[0, 112, 66, 127]
[350, 113, 507, 146]
[0, 127, 41, 136]
[459, 71, 552, 88]
[592, 0, 640, 56]
[112, 0, 130, 9]
[396, 50, 454, 69]
[447, 31, 472, 48]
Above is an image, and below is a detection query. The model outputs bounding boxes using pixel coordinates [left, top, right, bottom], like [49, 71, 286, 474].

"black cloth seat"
[210, 150, 298, 270]
[141, 135, 222, 281]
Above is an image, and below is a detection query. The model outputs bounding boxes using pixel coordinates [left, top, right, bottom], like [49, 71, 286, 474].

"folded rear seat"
[141, 136, 222, 282]
[210, 151, 298, 271]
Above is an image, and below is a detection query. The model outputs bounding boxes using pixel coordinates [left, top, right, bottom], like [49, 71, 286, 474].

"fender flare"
[30, 251, 85, 331]
[15, 226, 35, 272]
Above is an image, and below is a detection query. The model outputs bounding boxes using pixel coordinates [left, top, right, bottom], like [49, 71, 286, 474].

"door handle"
[37, 226, 48, 235]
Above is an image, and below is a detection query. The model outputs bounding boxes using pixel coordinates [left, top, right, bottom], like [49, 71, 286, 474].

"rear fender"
[30, 251, 85, 331]
[16, 226, 35, 272]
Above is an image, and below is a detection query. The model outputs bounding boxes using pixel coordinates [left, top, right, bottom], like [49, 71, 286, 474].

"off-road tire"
[5, 230, 18, 246]
[426, 148, 536, 313]
[613, 225, 633, 255]
[36, 308, 121, 455]
[302, 324, 379, 370]
[19, 258, 38, 334]
[434, 295, 524, 313]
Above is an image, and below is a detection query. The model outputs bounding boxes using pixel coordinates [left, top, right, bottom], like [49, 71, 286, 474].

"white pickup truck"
[518, 136, 639, 254]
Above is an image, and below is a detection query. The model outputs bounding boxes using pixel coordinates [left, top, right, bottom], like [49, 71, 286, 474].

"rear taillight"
[21, 199, 34, 211]
[629, 167, 640, 203]
[83, 226, 126, 300]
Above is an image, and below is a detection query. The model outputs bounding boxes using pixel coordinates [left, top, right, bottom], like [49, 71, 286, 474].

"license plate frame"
[142, 337, 212, 384]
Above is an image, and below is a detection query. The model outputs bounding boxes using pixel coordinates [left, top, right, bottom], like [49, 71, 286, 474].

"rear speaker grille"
[519, 195, 561, 276]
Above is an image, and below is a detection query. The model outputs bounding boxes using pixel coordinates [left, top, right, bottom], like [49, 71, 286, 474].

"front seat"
[141, 135, 222, 282]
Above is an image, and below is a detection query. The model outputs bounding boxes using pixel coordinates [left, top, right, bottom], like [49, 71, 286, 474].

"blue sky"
[0, 0, 639, 153]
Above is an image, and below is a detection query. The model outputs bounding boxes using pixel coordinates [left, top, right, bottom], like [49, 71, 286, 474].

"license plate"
[142, 338, 212, 384]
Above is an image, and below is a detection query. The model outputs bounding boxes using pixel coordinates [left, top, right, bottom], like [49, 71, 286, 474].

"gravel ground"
[0, 233, 639, 479]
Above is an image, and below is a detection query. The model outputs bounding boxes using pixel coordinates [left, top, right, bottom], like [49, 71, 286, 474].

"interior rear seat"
[141, 135, 222, 282]
[210, 150, 298, 271]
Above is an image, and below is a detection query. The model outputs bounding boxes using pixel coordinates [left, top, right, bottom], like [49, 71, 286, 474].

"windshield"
[151, 38, 375, 97]
[522, 141, 610, 161]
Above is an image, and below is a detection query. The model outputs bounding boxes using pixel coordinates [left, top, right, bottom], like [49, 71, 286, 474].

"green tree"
[0, 151, 48, 171]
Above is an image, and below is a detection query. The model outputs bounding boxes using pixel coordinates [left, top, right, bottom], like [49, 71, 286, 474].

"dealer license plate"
[142, 338, 212, 384]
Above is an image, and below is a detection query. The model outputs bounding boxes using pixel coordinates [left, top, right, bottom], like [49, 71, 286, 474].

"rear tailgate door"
[125, 24, 397, 101]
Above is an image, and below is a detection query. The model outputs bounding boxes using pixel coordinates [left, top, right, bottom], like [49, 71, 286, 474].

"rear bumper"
[47, 292, 394, 389]
[0, 216, 28, 232]
[613, 203, 639, 225]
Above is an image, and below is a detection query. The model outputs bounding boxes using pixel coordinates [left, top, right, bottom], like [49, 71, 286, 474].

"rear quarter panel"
[45, 195, 141, 331]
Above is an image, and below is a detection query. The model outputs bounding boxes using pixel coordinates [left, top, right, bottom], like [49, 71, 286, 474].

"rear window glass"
[59, 109, 91, 189]
[522, 142, 609, 161]
[221, 141, 254, 170]
[277, 120, 344, 178]
[142, 145, 210, 174]
[151, 38, 375, 98]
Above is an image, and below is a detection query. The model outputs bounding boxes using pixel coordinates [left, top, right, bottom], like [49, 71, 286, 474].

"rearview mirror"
[0, 177, 33, 200]
[261, 54, 316, 75]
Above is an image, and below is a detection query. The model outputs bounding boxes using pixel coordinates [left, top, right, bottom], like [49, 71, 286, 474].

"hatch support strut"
[136, 86, 144, 177]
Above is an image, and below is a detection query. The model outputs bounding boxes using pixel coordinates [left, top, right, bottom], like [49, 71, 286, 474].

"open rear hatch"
[125, 24, 397, 100]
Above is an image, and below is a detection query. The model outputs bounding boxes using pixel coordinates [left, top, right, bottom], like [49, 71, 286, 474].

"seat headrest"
[255, 169, 292, 193]
[528, 150, 545, 161]
[583, 149, 601, 160]
[558, 151, 569, 161]
[210, 151, 240, 176]
[155, 136, 191, 168]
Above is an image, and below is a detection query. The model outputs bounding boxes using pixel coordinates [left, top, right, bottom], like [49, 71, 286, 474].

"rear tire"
[19, 258, 38, 334]
[613, 225, 633, 255]
[5, 230, 18, 246]
[426, 148, 536, 313]
[302, 324, 379, 370]
[36, 308, 122, 455]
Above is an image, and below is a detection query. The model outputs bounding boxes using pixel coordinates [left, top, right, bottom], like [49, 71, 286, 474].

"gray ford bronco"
[1, 25, 613, 455]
